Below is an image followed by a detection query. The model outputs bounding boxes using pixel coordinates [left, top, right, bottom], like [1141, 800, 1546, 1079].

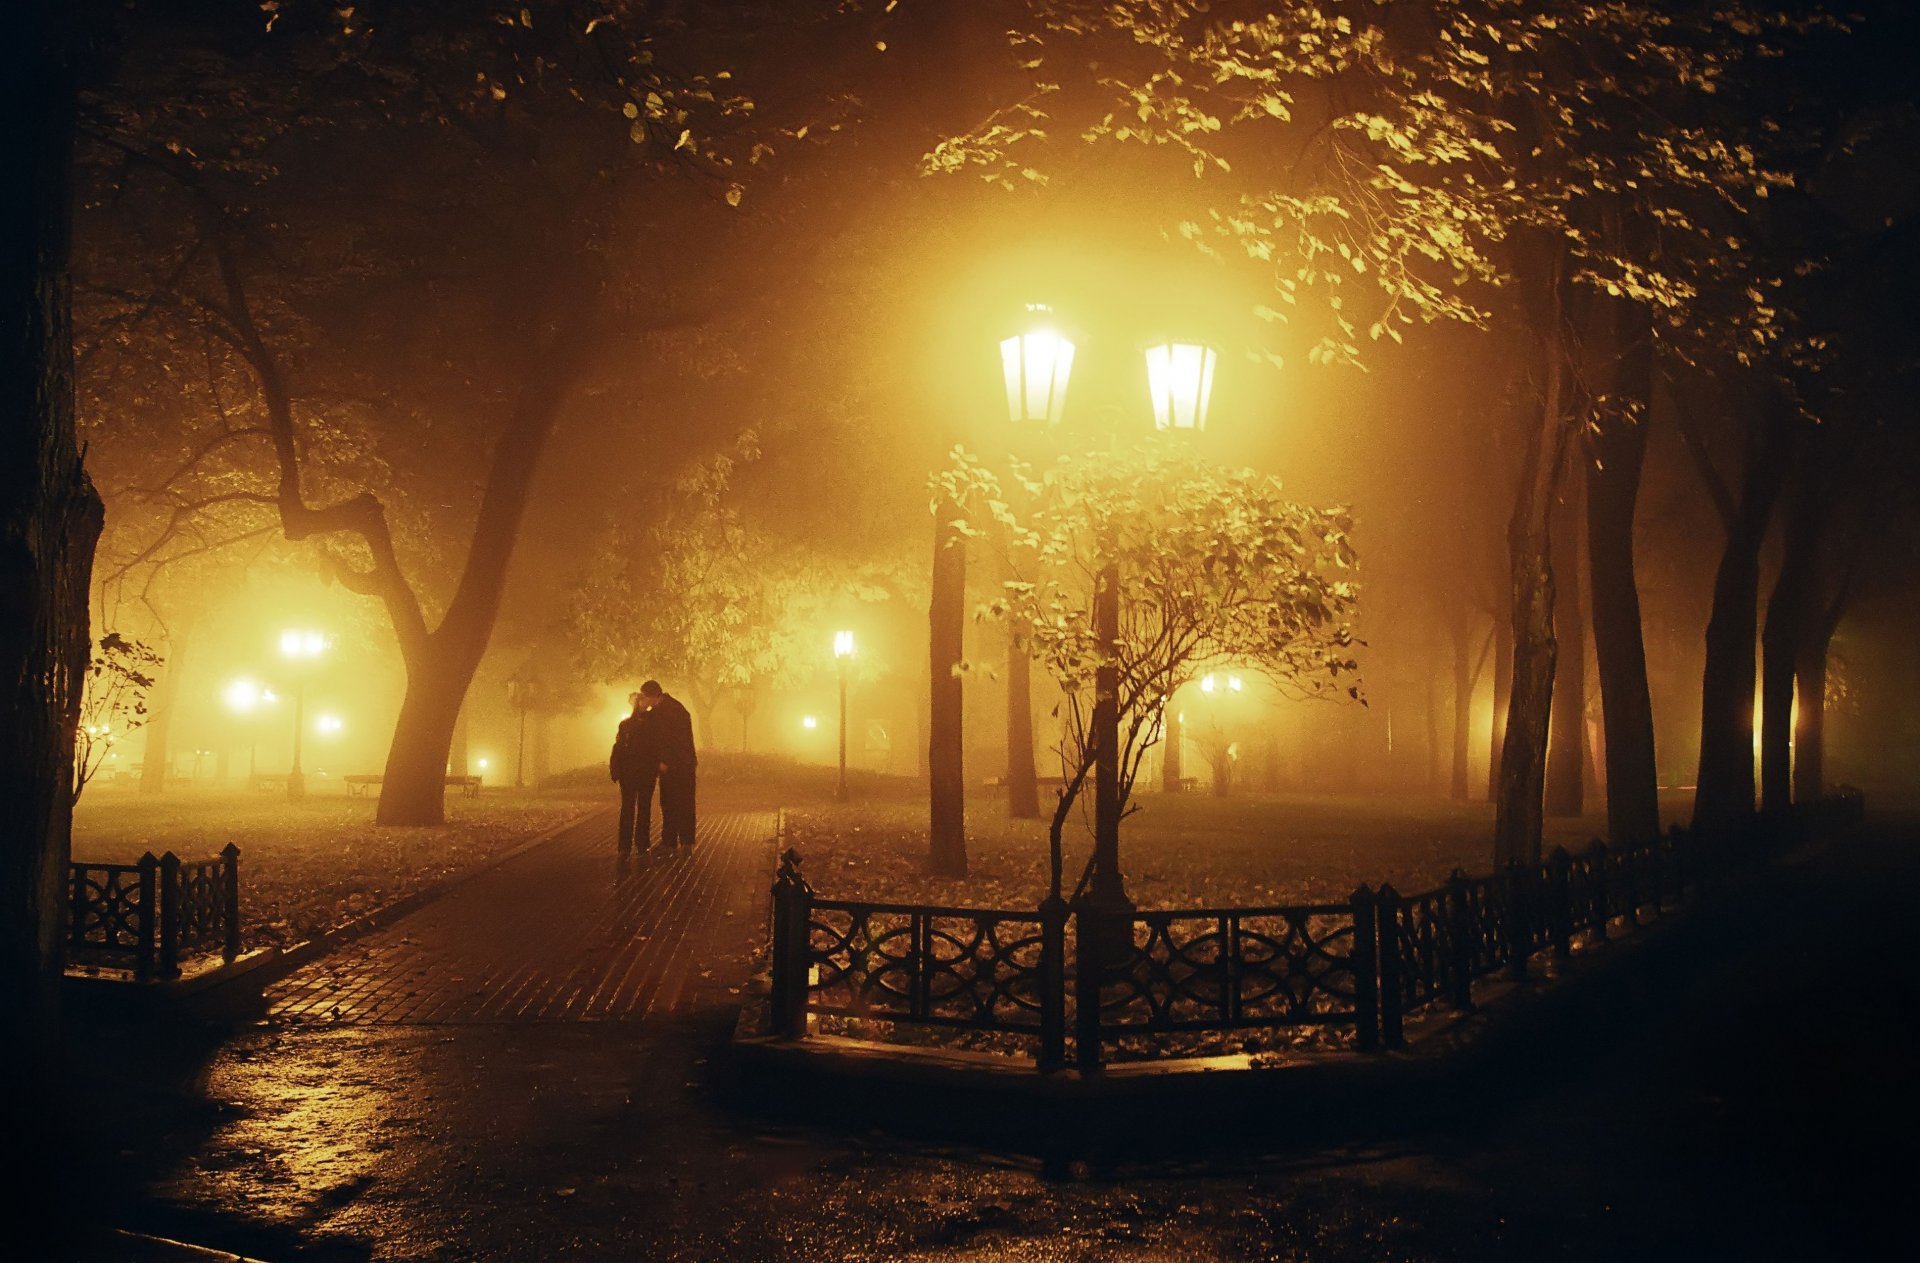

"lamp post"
[506, 671, 539, 789]
[223, 678, 269, 779]
[1083, 337, 1219, 950]
[997, 306, 1075, 822]
[834, 630, 854, 803]
[278, 629, 328, 801]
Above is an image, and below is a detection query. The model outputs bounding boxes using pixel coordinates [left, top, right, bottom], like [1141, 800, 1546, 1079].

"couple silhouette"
[609, 680, 697, 859]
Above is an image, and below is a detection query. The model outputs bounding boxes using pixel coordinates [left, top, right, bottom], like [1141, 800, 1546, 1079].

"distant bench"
[345, 774, 482, 799]
[981, 774, 1200, 796]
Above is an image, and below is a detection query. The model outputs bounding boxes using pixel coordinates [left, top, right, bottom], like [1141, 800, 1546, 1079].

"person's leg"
[617, 782, 637, 857]
[637, 772, 658, 850]
[682, 769, 697, 846]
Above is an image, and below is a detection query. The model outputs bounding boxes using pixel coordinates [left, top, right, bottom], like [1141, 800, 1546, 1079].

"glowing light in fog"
[802, 715, 819, 730]
[1145, 341, 1217, 433]
[1000, 306, 1075, 426]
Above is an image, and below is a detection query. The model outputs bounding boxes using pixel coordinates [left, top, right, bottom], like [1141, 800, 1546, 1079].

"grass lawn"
[783, 787, 1699, 910]
[72, 783, 606, 955]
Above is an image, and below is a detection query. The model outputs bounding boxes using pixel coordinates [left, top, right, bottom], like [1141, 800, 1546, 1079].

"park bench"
[980, 774, 1069, 798]
[345, 774, 482, 798]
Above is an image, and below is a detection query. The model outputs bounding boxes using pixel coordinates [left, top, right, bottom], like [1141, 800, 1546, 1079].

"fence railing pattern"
[1094, 905, 1363, 1034]
[768, 790, 1864, 1070]
[804, 898, 1057, 1034]
[67, 844, 242, 982]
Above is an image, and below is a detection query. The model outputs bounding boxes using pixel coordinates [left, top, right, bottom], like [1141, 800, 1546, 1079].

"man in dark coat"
[609, 692, 661, 859]
[639, 679, 697, 848]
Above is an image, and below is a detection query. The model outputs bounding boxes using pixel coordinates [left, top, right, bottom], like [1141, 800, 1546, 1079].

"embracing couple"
[609, 679, 697, 860]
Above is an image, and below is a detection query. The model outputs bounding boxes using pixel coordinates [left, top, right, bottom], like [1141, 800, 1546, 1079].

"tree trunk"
[1544, 486, 1585, 817]
[448, 703, 470, 778]
[139, 622, 190, 795]
[1791, 630, 1832, 802]
[1486, 609, 1511, 803]
[1585, 360, 1660, 845]
[2, 7, 103, 1247]
[369, 297, 593, 825]
[1162, 702, 1183, 792]
[1448, 608, 1474, 802]
[1494, 304, 1577, 868]
[1005, 626, 1039, 819]
[1760, 453, 1829, 816]
[1691, 398, 1790, 839]
[928, 495, 967, 876]
[377, 657, 470, 824]
[1424, 636, 1443, 796]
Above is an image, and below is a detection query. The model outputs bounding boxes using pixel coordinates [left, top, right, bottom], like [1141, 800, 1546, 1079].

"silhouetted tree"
[946, 445, 1361, 895]
[1, 5, 104, 1251]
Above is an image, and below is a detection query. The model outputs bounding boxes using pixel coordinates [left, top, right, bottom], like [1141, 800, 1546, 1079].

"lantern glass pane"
[1146, 342, 1218, 431]
[1000, 329, 1075, 424]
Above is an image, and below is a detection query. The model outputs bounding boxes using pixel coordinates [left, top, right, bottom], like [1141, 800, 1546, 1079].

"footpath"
[67, 814, 1920, 1263]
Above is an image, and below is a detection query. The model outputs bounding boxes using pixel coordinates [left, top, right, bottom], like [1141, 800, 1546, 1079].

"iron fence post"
[1376, 884, 1404, 1049]
[135, 852, 158, 983]
[1445, 869, 1475, 1011]
[1547, 847, 1573, 960]
[1586, 839, 1610, 945]
[770, 848, 813, 1038]
[1038, 896, 1067, 1073]
[159, 851, 182, 980]
[222, 843, 242, 962]
[1350, 886, 1380, 1051]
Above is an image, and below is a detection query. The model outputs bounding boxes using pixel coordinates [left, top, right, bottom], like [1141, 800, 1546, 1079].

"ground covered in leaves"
[782, 790, 1686, 910]
[72, 785, 604, 958]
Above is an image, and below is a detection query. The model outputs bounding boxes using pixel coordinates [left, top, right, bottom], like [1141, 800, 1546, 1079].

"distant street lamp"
[316, 713, 345, 735]
[279, 629, 329, 801]
[506, 670, 540, 789]
[223, 678, 276, 778]
[834, 630, 855, 803]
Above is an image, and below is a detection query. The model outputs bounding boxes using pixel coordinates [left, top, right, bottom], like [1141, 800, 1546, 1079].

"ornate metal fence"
[1073, 898, 1376, 1066]
[768, 789, 1866, 1070]
[67, 844, 242, 982]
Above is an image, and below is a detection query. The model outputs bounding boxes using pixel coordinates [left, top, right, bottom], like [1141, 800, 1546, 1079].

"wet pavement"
[66, 814, 1920, 1261]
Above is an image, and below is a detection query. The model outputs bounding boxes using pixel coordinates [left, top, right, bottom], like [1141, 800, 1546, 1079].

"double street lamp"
[991, 308, 1220, 919]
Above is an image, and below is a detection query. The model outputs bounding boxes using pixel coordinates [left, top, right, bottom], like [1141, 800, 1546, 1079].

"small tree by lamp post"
[278, 629, 328, 801]
[834, 630, 855, 803]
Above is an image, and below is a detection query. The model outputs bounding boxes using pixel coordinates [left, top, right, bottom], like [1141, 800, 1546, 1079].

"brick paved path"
[263, 808, 778, 1024]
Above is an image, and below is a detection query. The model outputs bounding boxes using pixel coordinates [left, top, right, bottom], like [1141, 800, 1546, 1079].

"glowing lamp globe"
[834, 630, 855, 659]
[1000, 306, 1076, 426]
[1144, 341, 1217, 433]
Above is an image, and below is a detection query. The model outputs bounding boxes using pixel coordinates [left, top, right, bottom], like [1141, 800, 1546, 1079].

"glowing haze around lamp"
[1000, 305, 1076, 426]
[1144, 340, 1217, 433]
